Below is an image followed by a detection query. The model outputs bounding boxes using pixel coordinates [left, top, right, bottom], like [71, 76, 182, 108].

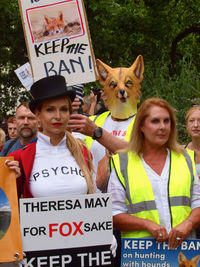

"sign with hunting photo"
[18, 0, 97, 86]
[0, 157, 23, 263]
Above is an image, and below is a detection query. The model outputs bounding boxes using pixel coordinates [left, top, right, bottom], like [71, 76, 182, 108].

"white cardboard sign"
[14, 62, 33, 90]
[18, 0, 97, 86]
[20, 193, 113, 252]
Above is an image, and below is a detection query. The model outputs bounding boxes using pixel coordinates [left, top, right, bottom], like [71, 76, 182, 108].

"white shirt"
[90, 115, 134, 172]
[108, 150, 200, 237]
[29, 132, 88, 197]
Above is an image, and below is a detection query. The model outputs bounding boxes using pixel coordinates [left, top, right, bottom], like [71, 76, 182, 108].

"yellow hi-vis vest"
[84, 111, 136, 150]
[111, 150, 195, 238]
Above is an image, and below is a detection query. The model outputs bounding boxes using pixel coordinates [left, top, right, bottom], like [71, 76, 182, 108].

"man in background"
[0, 102, 38, 156]
[6, 116, 18, 140]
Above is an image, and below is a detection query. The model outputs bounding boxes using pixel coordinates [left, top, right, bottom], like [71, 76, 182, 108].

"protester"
[95, 90, 109, 115]
[185, 105, 200, 238]
[6, 75, 116, 264]
[0, 128, 6, 152]
[6, 116, 18, 140]
[68, 56, 143, 188]
[185, 105, 200, 176]
[69, 60, 139, 267]
[0, 102, 38, 156]
[108, 97, 200, 250]
[82, 91, 99, 116]
[8, 76, 95, 196]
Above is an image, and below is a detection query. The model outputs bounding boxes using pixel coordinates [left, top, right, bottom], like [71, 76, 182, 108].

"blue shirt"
[0, 137, 37, 156]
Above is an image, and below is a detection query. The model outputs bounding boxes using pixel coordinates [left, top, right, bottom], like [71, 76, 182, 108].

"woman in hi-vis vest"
[108, 97, 200, 249]
[185, 105, 200, 239]
[185, 105, 200, 179]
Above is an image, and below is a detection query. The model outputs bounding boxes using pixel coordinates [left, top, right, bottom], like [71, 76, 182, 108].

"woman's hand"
[5, 160, 21, 178]
[145, 220, 168, 243]
[110, 235, 117, 258]
[90, 91, 97, 105]
[168, 219, 193, 249]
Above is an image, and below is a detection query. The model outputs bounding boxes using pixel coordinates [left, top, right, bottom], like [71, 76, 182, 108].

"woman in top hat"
[8, 75, 95, 198]
[4, 75, 116, 266]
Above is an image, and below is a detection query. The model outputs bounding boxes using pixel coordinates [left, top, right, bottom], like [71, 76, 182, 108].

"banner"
[14, 62, 33, 90]
[0, 157, 23, 263]
[121, 238, 200, 266]
[20, 193, 113, 266]
[18, 0, 97, 86]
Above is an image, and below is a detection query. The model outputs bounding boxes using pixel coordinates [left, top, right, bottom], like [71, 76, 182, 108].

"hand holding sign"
[0, 157, 23, 263]
[5, 160, 21, 179]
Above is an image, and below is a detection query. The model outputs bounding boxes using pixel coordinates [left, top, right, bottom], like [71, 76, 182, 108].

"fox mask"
[96, 55, 144, 119]
[178, 252, 200, 267]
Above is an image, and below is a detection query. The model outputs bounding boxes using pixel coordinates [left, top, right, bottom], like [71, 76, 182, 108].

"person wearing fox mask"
[68, 55, 144, 192]
[69, 56, 144, 267]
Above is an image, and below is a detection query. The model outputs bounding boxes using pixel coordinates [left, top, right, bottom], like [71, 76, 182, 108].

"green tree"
[0, 0, 29, 117]
[1, 0, 200, 142]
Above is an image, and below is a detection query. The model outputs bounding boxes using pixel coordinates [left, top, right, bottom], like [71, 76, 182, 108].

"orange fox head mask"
[96, 55, 144, 119]
[178, 252, 200, 267]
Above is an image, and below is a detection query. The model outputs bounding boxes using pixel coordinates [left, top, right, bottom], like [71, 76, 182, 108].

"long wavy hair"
[35, 96, 95, 194]
[123, 97, 184, 155]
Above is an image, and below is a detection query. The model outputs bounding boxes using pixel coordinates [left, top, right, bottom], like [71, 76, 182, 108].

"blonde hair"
[185, 105, 200, 124]
[124, 97, 184, 155]
[65, 98, 95, 193]
[0, 128, 6, 146]
[65, 131, 95, 194]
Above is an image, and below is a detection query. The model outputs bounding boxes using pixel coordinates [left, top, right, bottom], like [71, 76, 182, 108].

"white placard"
[20, 193, 113, 252]
[14, 62, 33, 90]
[18, 0, 97, 85]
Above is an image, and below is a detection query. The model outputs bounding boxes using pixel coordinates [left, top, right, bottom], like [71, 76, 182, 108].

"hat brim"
[29, 90, 76, 113]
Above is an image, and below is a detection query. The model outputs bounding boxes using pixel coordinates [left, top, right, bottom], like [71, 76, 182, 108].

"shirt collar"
[37, 131, 66, 147]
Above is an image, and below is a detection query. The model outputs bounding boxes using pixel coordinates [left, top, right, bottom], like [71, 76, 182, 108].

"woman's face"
[141, 105, 171, 148]
[36, 97, 70, 138]
[187, 110, 200, 138]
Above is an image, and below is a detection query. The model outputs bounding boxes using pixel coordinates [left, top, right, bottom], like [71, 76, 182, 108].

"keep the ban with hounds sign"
[18, 0, 97, 86]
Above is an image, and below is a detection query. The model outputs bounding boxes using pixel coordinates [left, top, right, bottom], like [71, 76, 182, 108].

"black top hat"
[29, 75, 76, 113]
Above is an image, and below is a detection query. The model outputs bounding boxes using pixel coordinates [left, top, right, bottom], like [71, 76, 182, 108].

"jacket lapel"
[20, 142, 36, 182]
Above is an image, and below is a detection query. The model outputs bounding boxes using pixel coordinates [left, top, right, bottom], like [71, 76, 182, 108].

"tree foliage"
[1, 0, 200, 141]
[0, 0, 29, 116]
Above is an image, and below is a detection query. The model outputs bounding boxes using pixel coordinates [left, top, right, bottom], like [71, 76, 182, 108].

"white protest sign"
[18, 0, 97, 85]
[20, 193, 113, 252]
[14, 62, 33, 90]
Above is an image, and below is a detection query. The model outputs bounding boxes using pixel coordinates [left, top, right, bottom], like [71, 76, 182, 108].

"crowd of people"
[1, 75, 200, 266]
